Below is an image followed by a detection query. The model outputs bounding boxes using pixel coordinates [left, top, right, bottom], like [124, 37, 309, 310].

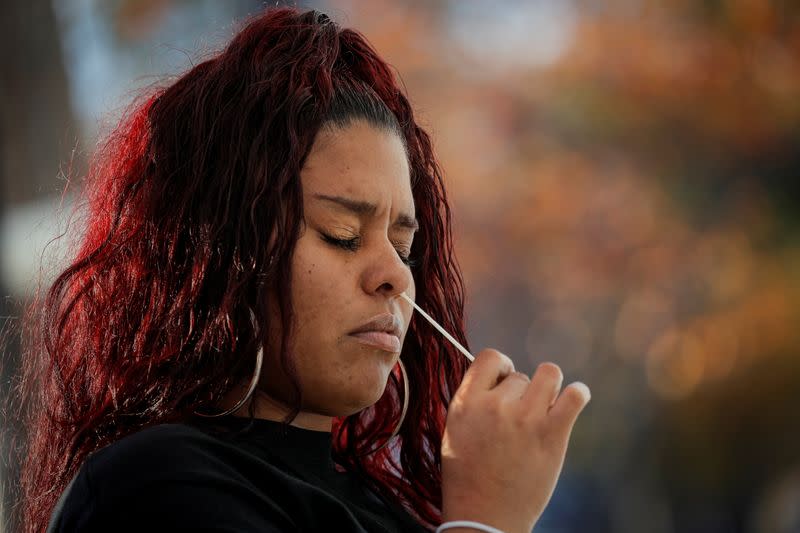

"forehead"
[301, 121, 413, 210]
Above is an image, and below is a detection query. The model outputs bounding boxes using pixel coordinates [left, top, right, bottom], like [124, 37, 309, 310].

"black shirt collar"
[189, 414, 338, 479]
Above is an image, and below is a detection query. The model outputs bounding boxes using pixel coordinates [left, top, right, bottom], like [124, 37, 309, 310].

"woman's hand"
[441, 349, 591, 533]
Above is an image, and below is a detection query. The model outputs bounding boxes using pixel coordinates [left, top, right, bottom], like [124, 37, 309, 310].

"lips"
[348, 313, 403, 353]
[349, 331, 402, 352]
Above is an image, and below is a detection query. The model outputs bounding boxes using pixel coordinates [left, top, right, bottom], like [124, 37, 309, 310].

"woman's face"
[258, 120, 417, 426]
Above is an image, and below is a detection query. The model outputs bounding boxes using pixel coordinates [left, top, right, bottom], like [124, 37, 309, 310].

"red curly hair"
[13, 7, 469, 532]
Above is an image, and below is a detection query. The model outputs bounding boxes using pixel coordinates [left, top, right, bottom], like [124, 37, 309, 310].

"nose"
[361, 238, 414, 299]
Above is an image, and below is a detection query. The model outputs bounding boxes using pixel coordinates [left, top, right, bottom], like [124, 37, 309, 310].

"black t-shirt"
[46, 415, 430, 532]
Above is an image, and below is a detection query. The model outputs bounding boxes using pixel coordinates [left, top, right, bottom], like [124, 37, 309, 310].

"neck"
[220, 384, 333, 432]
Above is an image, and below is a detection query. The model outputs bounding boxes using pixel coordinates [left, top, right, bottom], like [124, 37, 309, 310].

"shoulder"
[87, 423, 223, 482]
[47, 423, 293, 532]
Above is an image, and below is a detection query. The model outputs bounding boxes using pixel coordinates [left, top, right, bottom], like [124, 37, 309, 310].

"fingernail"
[573, 381, 591, 402]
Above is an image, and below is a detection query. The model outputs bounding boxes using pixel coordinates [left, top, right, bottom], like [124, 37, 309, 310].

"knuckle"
[513, 411, 534, 433]
[478, 348, 515, 371]
[540, 426, 564, 450]
[517, 405, 542, 430]
[447, 394, 468, 417]
[508, 371, 530, 383]
[477, 347, 501, 359]
[529, 412, 555, 441]
[486, 396, 505, 417]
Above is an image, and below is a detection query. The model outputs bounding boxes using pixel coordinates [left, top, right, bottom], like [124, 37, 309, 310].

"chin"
[344, 377, 391, 415]
[316, 356, 394, 415]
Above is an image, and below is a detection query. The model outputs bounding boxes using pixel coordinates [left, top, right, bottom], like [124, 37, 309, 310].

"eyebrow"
[312, 193, 419, 232]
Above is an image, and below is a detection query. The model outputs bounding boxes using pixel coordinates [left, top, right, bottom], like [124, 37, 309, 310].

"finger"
[459, 349, 515, 394]
[548, 382, 591, 435]
[491, 371, 531, 401]
[521, 362, 564, 411]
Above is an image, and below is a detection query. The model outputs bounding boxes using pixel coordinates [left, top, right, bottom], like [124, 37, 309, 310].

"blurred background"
[1, 0, 798, 532]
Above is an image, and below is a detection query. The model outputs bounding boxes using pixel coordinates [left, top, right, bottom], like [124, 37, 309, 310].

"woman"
[15, 7, 590, 533]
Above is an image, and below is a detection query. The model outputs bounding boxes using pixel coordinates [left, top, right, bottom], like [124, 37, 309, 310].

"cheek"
[291, 241, 350, 327]
[403, 277, 416, 326]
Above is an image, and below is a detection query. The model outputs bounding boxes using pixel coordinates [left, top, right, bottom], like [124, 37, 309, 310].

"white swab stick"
[398, 292, 475, 362]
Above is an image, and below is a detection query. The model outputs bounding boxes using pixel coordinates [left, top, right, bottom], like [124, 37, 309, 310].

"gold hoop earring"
[194, 308, 263, 418]
[194, 344, 263, 418]
[356, 357, 409, 456]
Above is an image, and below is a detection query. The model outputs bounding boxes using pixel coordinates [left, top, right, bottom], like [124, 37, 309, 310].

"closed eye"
[320, 233, 418, 268]
[321, 233, 360, 251]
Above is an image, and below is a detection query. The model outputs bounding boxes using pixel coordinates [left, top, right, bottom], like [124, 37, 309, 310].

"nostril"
[378, 281, 395, 293]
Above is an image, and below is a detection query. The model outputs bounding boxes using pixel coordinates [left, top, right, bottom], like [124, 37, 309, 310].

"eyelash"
[321, 233, 419, 268]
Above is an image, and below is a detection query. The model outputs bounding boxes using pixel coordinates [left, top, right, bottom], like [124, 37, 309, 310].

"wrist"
[436, 520, 507, 533]
[440, 513, 534, 533]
